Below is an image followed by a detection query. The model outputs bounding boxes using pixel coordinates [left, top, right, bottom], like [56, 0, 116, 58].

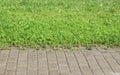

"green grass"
[0, 0, 120, 48]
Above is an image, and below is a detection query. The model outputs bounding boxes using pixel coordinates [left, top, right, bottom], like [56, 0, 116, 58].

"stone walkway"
[0, 47, 120, 75]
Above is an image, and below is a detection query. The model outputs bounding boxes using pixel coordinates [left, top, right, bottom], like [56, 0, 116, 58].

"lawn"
[0, 0, 120, 48]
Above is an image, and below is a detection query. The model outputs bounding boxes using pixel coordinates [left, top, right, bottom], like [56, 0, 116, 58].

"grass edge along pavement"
[0, 0, 120, 49]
